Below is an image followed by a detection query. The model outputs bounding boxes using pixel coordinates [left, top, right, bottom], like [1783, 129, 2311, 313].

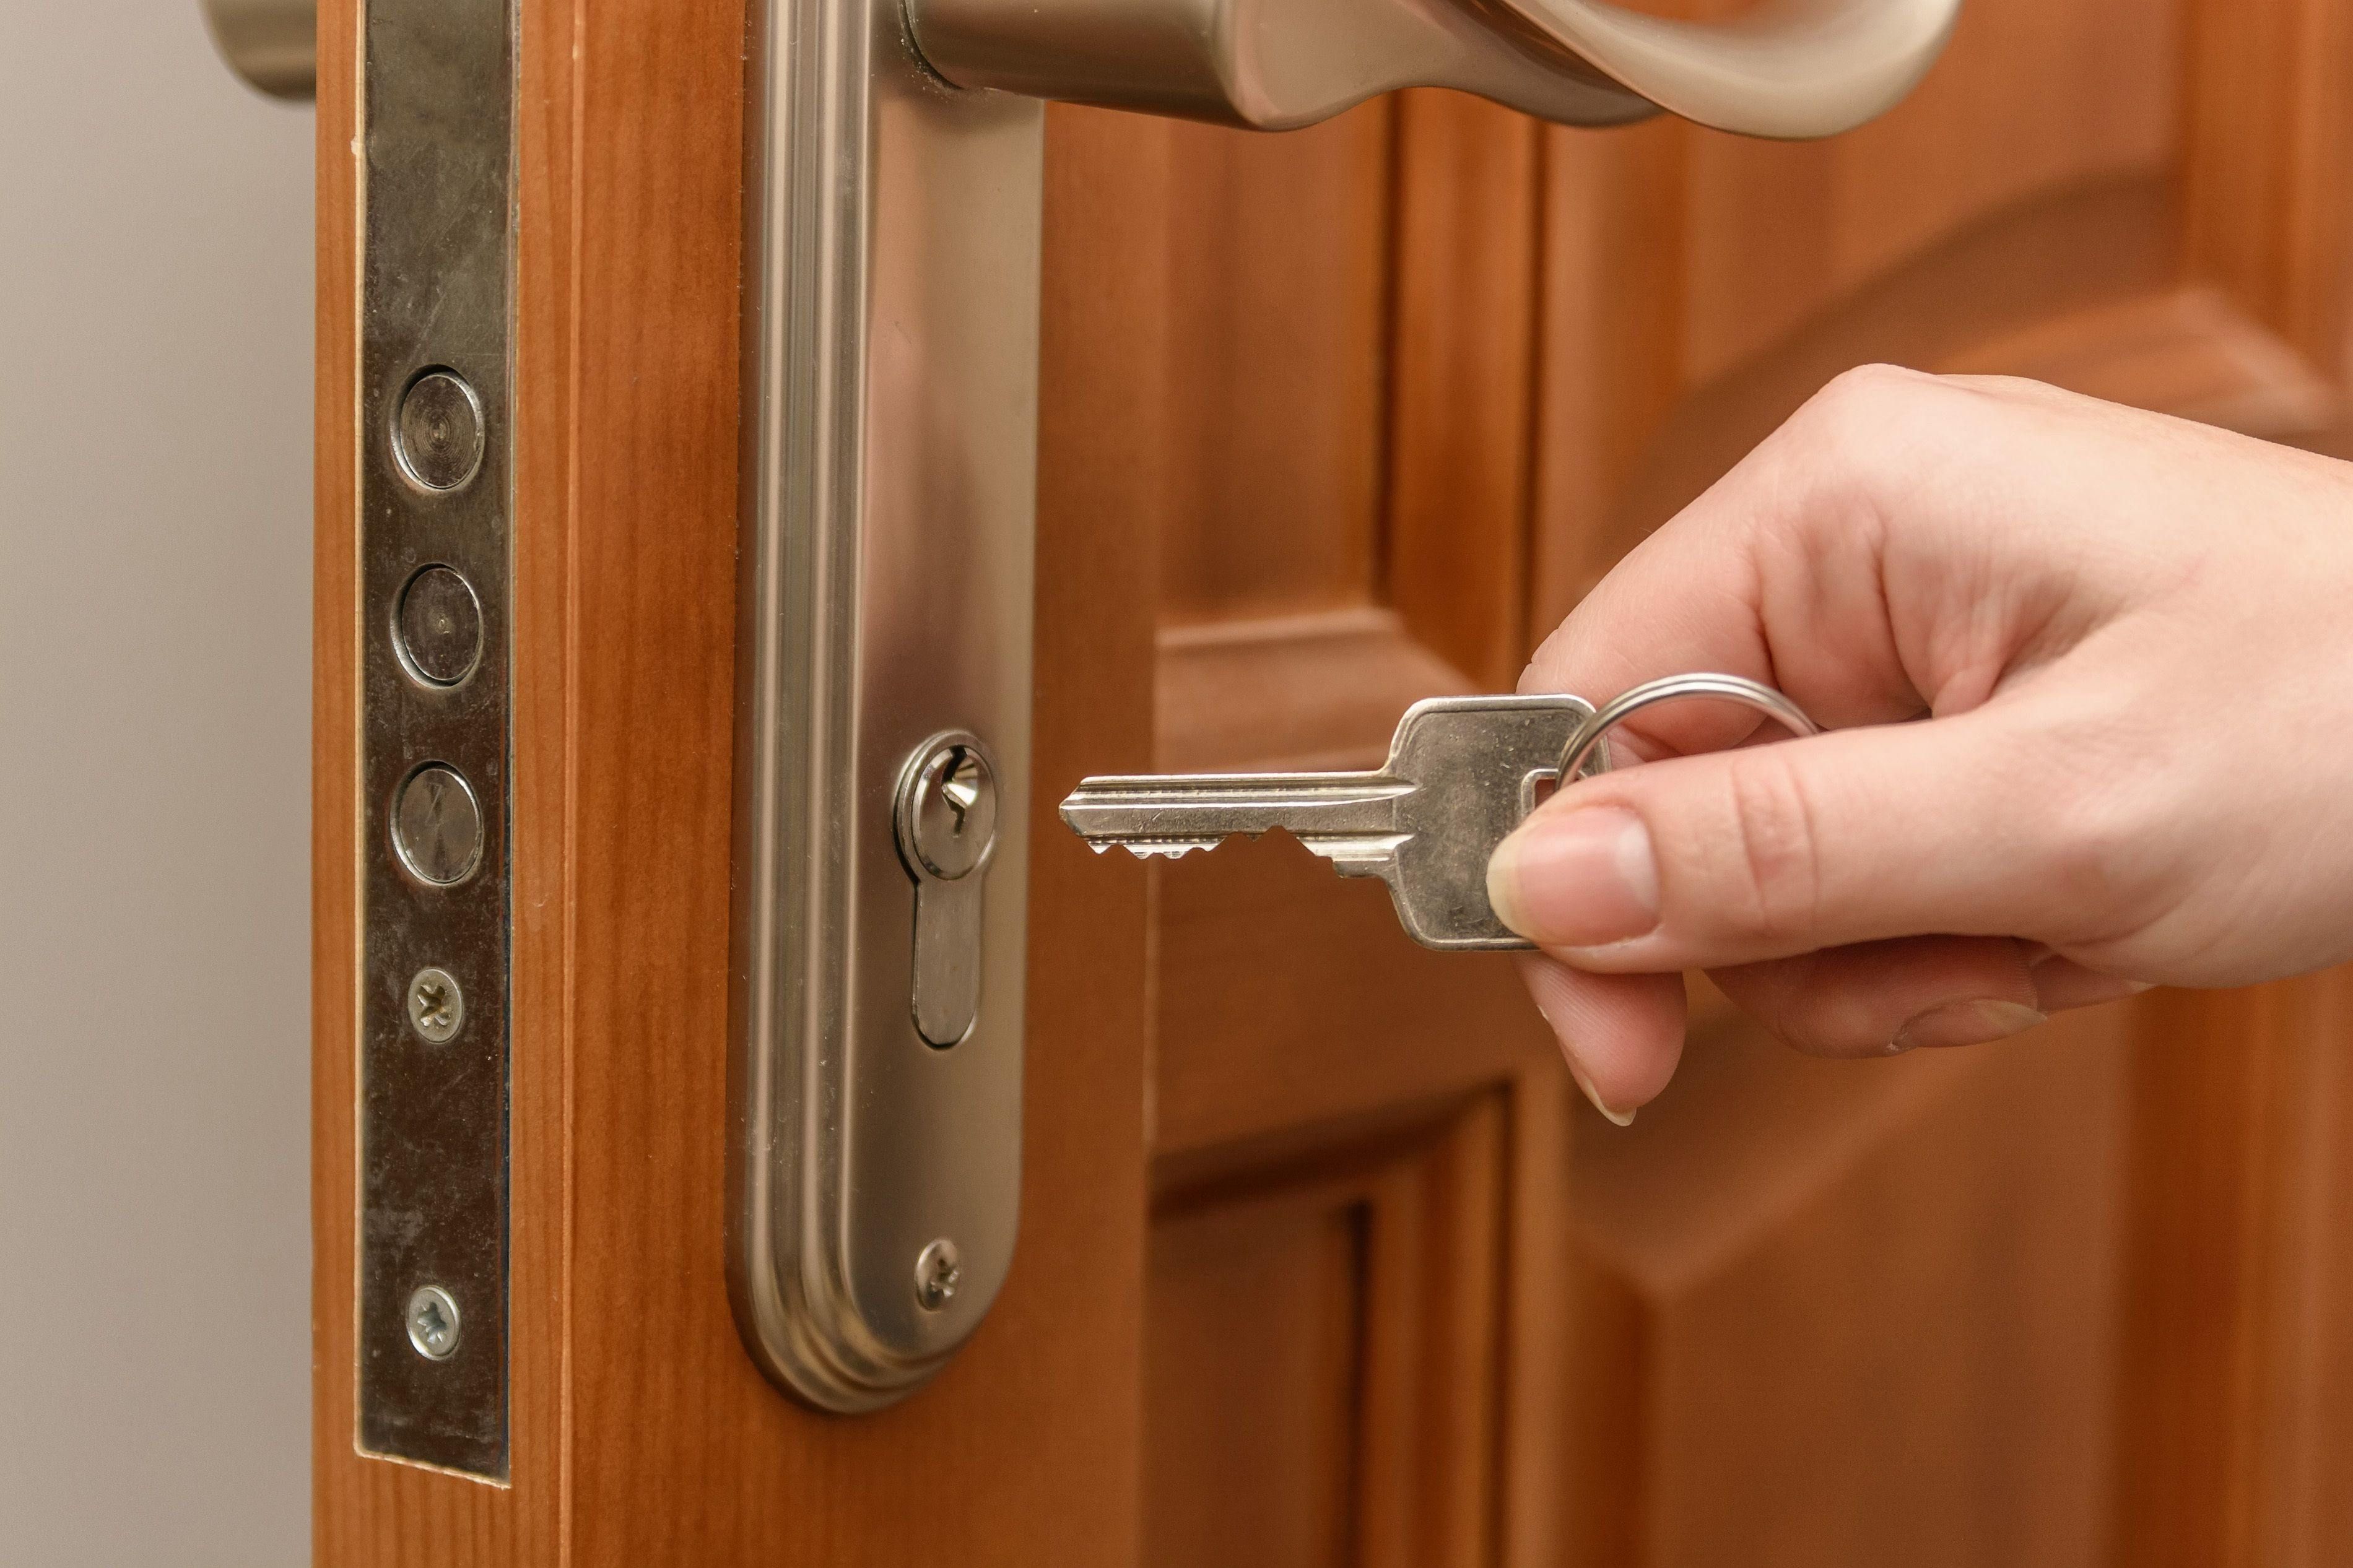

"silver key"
[1059, 695, 1606, 950]
[1061, 673, 1820, 951]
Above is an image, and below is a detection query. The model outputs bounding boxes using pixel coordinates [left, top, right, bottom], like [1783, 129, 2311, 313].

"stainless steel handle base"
[910, 0, 1962, 136]
[730, 0, 1039, 1411]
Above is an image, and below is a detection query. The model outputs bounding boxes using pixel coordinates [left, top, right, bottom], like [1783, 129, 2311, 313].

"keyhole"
[939, 747, 979, 836]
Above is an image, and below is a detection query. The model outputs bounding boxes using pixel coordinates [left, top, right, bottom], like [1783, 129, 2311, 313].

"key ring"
[1559, 672, 1820, 782]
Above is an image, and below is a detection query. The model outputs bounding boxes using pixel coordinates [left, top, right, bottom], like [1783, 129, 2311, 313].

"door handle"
[200, 0, 316, 100]
[911, 0, 1961, 136]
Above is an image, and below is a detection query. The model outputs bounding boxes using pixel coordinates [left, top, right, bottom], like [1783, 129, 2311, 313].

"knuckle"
[1703, 752, 1827, 946]
[1795, 362, 1931, 447]
[2037, 781, 2171, 933]
[2004, 704, 2179, 940]
[1769, 365, 1950, 520]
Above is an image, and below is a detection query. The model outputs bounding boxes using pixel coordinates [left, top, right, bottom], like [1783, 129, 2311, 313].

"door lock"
[897, 735, 1004, 1049]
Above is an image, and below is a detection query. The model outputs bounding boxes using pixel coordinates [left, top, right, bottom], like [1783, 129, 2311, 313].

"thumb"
[1487, 704, 2091, 971]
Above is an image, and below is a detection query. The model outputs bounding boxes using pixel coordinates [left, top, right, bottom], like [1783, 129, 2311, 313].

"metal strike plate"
[728, 0, 1038, 1408]
[355, 0, 515, 1477]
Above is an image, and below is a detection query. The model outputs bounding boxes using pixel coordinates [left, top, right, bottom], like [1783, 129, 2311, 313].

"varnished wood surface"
[1566, 1011, 2132, 1567]
[1156, 106, 1393, 626]
[1147, 1102, 1510, 1568]
[318, 0, 2353, 1560]
[2113, 971, 2353, 1568]
[1136, 0, 2353, 1564]
[1385, 92, 1542, 691]
[1154, 608, 1469, 773]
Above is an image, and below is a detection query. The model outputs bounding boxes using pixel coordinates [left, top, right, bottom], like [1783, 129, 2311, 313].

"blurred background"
[0, 3, 312, 1562]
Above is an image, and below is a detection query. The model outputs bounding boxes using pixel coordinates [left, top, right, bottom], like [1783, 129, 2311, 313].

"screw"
[915, 1238, 962, 1312]
[406, 1284, 462, 1360]
[899, 737, 999, 881]
[406, 966, 464, 1043]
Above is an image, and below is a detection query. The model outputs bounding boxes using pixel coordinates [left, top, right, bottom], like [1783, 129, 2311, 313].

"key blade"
[1059, 773, 1407, 861]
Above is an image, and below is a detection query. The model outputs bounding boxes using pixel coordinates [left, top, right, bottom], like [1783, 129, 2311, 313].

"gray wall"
[0, 3, 313, 1562]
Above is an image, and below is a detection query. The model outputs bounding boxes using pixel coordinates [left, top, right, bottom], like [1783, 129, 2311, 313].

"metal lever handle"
[910, 0, 1960, 136]
[201, 0, 316, 101]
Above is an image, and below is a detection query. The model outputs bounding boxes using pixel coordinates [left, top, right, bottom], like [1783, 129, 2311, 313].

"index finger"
[1520, 365, 1973, 756]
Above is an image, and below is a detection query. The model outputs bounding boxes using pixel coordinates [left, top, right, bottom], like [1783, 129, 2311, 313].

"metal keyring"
[1558, 672, 1820, 782]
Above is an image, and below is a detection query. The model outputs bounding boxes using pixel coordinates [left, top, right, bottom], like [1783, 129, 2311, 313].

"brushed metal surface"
[200, 0, 316, 100]
[355, 0, 513, 1479]
[910, 0, 1962, 136]
[731, 0, 1039, 1410]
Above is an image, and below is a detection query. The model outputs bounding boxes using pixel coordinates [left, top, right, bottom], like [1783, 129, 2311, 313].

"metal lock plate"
[354, 0, 515, 1479]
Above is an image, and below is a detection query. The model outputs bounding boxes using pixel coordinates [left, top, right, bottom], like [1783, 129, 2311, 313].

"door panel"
[1159, 108, 1393, 627]
[1105, 0, 2353, 1562]
[316, 0, 2353, 1561]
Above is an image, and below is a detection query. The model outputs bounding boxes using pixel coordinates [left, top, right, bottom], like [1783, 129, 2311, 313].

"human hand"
[1487, 366, 2353, 1123]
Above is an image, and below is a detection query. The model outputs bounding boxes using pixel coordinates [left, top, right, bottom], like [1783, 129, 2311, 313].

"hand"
[1486, 365, 2353, 1124]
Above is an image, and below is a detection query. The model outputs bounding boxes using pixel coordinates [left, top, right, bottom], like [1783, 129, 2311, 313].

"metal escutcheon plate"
[728, 0, 1039, 1410]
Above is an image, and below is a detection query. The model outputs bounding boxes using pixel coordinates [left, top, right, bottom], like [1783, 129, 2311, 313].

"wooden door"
[314, 0, 2353, 1564]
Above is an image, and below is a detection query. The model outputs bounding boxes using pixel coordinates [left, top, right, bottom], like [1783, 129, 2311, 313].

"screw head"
[406, 1284, 463, 1360]
[406, 966, 464, 1043]
[915, 1238, 962, 1312]
[392, 764, 485, 886]
[393, 369, 487, 492]
[899, 738, 999, 881]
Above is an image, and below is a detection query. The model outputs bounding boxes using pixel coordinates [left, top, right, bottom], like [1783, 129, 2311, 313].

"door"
[313, 0, 2353, 1564]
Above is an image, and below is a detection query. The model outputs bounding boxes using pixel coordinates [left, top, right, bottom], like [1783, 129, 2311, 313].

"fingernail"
[2027, 951, 2156, 1012]
[1566, 1058, 1636, 1127]
[1488, 807, 1660, 948]
[1892, 999, 2047, 1052]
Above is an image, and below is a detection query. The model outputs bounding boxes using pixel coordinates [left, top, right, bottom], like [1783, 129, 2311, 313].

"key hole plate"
[895, 732, 1003, 1047]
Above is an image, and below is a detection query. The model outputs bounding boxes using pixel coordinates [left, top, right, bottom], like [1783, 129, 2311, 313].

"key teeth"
[1120, 839, 1219, 860]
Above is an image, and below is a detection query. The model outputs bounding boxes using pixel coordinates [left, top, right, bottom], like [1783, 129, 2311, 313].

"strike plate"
[728, 0, 1040, 1407]
[354, 0, 515, 1477]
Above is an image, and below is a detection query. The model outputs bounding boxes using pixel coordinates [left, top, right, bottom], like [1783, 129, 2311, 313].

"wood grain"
[1154, 607, 1471, 773]
[1940, 286, 2336, 438]
[1383, 91, 1542, 690]
[1567, 1011, 2132, 1568]
[1156, 106, 1395, 626]
[1678, 0, 2180, 384]
[1147, 1098, 1545, 1568]
[2183, 0, 2353, 387]
[2113, 972, 2353, 1568]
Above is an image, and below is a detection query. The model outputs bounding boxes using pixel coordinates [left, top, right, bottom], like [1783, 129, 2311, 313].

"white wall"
[0, 4, 313, 1563]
